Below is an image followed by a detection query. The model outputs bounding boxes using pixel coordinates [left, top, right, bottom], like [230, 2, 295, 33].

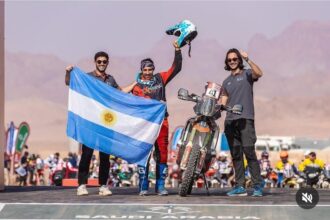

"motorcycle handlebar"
[178, 93, 201, 103]
[220, 104, 242, 115]
[178, 95, 242, 115]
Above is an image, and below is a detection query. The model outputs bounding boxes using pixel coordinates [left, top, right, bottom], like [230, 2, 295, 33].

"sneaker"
[77, 184, 88, 196]
[157, 189, 169, 196]
[99, 185, 112, 196]
[252, 185, 263, 197]
[226, 186, 247, 197]
[139, 190, 149, 196]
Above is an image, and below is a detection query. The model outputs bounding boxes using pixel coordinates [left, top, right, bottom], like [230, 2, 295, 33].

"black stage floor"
[1, 186, 330, 219]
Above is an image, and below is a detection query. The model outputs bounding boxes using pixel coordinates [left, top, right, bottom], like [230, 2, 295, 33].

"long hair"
[224, 48, 244, 71]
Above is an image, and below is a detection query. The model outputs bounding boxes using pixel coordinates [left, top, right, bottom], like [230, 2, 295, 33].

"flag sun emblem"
[100, 110, 117, 126]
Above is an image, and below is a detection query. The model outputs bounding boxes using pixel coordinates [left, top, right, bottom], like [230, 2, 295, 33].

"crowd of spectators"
[4, 148, 330, 189]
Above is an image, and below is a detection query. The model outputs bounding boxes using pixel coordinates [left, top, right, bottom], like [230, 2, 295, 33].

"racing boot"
[138, 165, 149, 196]
[155, 163, 168, 196]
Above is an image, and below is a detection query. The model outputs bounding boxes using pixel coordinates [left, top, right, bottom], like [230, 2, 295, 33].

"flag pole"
[0, 0, 5, 191]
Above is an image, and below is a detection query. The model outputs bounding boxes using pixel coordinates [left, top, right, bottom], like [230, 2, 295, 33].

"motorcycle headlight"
[199, 97, 216, 116]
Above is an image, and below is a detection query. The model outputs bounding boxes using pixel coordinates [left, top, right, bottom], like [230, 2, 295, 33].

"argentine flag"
[66, 68, 166, 166]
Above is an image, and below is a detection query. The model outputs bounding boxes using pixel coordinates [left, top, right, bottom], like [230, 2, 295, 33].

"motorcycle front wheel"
[179, 143, 200, 197]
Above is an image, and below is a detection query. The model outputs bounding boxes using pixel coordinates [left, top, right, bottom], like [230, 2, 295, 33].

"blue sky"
[5, 1, 330, 62]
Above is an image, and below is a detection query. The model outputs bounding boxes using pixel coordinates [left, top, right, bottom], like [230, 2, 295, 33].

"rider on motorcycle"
[259, 151, 273, 187]
[213, 152, 234, 187]
[275, 151, 299, 187]
[298, 151, 324, 172]
[259, 151, 272, 173]
[321, 164, 330, 188]
[298, 151, 325, 186]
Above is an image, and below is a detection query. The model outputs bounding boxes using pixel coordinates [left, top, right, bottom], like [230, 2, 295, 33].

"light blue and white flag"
[170, 126, 183, 150]
[218, 132, 230, 151]
[6, 121, 17, 155]
[66, 67, 166, 166]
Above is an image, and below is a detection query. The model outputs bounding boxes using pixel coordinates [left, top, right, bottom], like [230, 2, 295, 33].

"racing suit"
[132, 50, 182, 193]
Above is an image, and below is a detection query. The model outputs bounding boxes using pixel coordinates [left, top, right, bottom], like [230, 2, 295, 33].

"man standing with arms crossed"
[220, 48, 264, 197]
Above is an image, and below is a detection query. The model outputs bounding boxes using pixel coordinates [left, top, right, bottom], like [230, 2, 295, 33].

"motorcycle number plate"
[205, 82, 221, 99]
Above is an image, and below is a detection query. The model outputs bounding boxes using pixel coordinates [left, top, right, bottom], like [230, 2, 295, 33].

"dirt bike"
[320, 165, 330, 188]
[275, 163, 299, 188]
[210, 160, 233, 188]
[259, 160, 273, 188]
[215, 166, 233, 188]
[176, 82, 242, 196]
[304, 166, 322, 188]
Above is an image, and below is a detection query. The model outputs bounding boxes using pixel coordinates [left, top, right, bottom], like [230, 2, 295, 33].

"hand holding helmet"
[173, 41, 180, 51]
[166, 20, 198, 56]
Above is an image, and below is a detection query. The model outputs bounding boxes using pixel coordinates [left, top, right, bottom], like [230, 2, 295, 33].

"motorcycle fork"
[196, 132, 211, 174]
[180, 127, 197, 170]
[180, 122, 211, 170]
[177, 119, 194, 165]
[177, 118, 195, 148]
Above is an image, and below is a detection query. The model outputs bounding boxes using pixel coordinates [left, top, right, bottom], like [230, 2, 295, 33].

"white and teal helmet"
[166, 20, 197, 56]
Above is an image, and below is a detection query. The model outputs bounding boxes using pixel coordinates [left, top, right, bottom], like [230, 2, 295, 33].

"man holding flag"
[65, 51, 138, 196]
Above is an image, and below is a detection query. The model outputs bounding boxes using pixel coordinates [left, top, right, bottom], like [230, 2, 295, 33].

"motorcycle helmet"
[219, 151, 228, 158]
[53, 170, 64, 186]
[166, 20, 198, 57]
[261, 151, 269, 158]
[304, 150, 311, 157]
[280, 151, 289, 158]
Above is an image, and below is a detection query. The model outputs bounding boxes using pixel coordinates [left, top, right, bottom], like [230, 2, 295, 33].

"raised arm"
[160, 41, 182, 85]
[220, 85, 229, 106]
[240, 50, 263, 79]
[65, 65, 74, 86]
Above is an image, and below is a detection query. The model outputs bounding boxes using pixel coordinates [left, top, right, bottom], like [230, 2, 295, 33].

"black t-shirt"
[20, 156, 28, 165]
[87, 72, 119, 89]
[222, 69, 257, 120]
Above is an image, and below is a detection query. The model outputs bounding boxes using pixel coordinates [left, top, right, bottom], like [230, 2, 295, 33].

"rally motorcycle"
[320, 165, 330, 189]
[275, 163, 300, 188]
[303, 165, 323, 188]
[259, 160, 276, 188]
[176, 82, 242, 196]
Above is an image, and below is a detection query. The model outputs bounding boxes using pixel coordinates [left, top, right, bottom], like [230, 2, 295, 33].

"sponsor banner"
[5, 121, 17, 155]
[15, 122, 30, 153]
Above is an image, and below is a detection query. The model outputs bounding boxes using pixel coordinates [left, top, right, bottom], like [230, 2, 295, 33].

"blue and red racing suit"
[132, 50, 182, 192]
[132, 50, 182, 163]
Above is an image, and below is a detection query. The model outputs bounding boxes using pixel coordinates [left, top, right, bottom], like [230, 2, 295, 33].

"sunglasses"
[96, 60, 108, 64]
[227, 58, 238, 63]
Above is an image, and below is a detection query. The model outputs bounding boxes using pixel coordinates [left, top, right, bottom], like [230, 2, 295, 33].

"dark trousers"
[78, 144, 110, 186]
[224, 119, 262, 187]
